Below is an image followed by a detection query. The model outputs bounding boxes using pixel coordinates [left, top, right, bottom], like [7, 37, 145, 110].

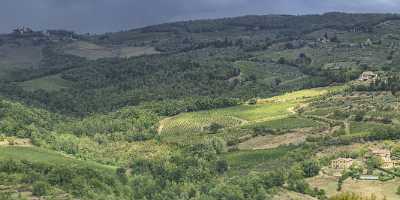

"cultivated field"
[160, 86, 341, 143]
[238, 128, 313, 150]
[223, 146, 295, 176]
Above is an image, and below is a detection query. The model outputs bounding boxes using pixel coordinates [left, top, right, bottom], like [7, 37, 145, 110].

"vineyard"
[159, 86, 342, 143]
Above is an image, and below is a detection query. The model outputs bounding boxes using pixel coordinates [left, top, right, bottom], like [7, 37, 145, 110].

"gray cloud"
[1, 0, 400, 33]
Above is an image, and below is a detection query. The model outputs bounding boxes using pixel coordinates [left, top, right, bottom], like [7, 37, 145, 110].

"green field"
[243, 116, 324, 130]
[0, 146, 116, 173]
[160, 86, 341, 142]
[18, 74, 73, 92]
[233, 60, 305, 85]
[223, 145, 297, 175]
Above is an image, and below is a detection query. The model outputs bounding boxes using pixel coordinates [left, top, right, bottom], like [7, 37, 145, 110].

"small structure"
[13, 26, 33, 35]
[370, 148, 394, 169]
[331, 158, 354, 169]
[358, 71, 378, 82]
[359, 175, 379, 180]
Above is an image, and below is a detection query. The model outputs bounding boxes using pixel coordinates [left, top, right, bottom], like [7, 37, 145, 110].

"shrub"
[302, 160, 321, 177]
[215, 159, 229, 174]
[205, 123, 224, 134]
[7, 137, 15, 146]
[247, 98, 257, 105]
[32, 181, 50, 196]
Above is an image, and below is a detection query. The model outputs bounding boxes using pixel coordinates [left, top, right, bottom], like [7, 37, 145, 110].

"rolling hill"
[1, 13, 400, 199]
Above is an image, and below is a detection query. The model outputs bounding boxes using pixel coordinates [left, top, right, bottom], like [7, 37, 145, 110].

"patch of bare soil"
[273, 189, 317, 200]
[341, 178, 400, 200]
[238, 128, 315, 150]
[0, 138, 33, 147]
[315, 143, 363, 158]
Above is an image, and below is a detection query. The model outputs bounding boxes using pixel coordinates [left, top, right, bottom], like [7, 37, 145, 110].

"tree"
[302, 160, 321, 177]
[205, 123, 224, 134]
[216, 159, 229, 174]
[209, 183, 245, 200]
[392, 146, 400, 159]
[274, 78, 282, 86]
[366, 156, 382, 174]
[131, 175, 160, 200]
[32, 181, 50, 196]
[262, 171, 285, 187]
[278, 57, 286, 64]
[247, 98, 257, 105]
[116, 167, 128, 184]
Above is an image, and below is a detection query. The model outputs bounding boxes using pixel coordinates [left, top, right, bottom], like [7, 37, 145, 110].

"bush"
[7, 137, 15, 146]
[32, 181, 50, 196]
[205, 123, 224, 134]
[215, 159, 229, 174]
[302, 160, 321, 177]
[247, 98, 257, 105]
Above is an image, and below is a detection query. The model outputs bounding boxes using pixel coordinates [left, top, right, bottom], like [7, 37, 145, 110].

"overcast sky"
[1, 0, 400, 33]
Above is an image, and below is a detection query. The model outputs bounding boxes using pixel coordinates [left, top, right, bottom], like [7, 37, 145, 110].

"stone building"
[331, 158, 354, 169]
[370, 148, 394, 169]
[358, 71, 378, 82]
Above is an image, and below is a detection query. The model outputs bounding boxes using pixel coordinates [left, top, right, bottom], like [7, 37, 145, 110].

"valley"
[1, 13, 400, 200]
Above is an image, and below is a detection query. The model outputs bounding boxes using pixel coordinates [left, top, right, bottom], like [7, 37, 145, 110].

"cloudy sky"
[1, 0, 400, 33]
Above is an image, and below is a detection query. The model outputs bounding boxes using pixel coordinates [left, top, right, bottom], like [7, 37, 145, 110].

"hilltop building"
[13, 26, 34, 35]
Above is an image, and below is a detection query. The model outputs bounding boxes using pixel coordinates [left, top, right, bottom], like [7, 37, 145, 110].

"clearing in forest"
[61, 41, 160, 60]
[18, 74, 73, 92]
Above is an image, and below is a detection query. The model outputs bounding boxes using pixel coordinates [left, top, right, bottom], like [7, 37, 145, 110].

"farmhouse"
[370, 148, 394, 169]
[331, 158, 354, 169]
[358, 71, 378, 82]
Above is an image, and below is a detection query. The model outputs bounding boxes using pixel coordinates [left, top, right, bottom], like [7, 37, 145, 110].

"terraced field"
[160, 86, 342, 143]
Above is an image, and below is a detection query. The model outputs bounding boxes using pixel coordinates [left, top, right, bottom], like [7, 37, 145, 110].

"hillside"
[1, 13, 400, 200]
[2, 13, 400, 115]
